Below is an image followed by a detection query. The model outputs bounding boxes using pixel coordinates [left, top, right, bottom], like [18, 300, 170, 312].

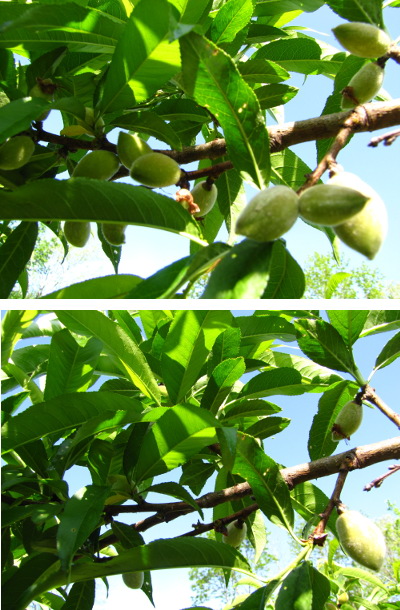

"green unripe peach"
[341, 62, 384, 109]
[328, 171, 387, 259]
[337, 592, 349, 604]
[122, 571, 144, 589]
[63, 221, 91, 248]
[236, 185, 299, 241]
[130, 152, 181, 187]
[0, 136, 35, 170]
[336, 509, 386, 571]
[72, 150, 120, 180]
[29, 78, 56, 120]
[117, 132, 152, 168]
[101, 223, 127, 246]
[222, 520, 247, 548]
[332, 400, 363, 441]
[299, 184, 368, 226]
[191, 181, 218, 218]
[332, 22, 391, 58]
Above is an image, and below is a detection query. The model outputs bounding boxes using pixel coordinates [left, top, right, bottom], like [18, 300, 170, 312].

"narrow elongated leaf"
[262, 350, 343, 386]
[201, 239, 274, 299]
[1, 310, 38, 366]
[276, 561, 330, 610]
[238, 58, 290, 83]
[0, 221, 38, 298]
[41, 275, 142, 299]
[328, 311, 370, 346]
[325, 0, 383, 27]
[333, 566, 387, 589]
[134, 404, 220, 482]
[161, 310, 232, 403]
[200, 357, 246, 414]
[295, 319, 358, 377]
[99, 0, 181, 112]
[234, 434, 294, 531]
[373, 331, 400, 372]
[180, 32, 270, 188]
[210, 0, 253, 45]
[291, 481, 338, 537]
[1, 392, 143, 453]
[1, 553, 59, 610]
[208, 327, 241, 374]
[0, 98, 48, 143]
[44, 331, 102, 400]
[62, 580, 95, 610]
[143, 481, 203, 517]
[245, 416, 290, 440]
[254, 38, 341, 76]
[308, 380, 357, 460]
[0, 179, 205, 246]
[238, 368, 305, 400]
[0, 3, 123, 54]
[222, 399, 281, 422]
[56, 310, 161, 404]
[111, 110, 182, 150]
[57, 485, 110, 572]
[360, 310, 400, 337]
[262, 241, 305, 298]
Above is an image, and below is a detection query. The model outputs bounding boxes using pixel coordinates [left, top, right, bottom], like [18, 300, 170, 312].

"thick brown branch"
[34, 100, 400, 178]
[98, 436, 400, 550]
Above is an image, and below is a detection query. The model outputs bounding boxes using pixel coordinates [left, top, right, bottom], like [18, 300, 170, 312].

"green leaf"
[373, 331, 400, 372]
[56, 310, 161, 404]
[1, 310, 39, 366]
[295, 319, 359, 377]
[324, 271, 352, 299]
[62, 580, 95, 610]
[291, 481, 338, 537]
[0, 221, 38, 298]
[234, 434, 294, 531]
[208, 327, 242, 373]
[1, 392, 143, 453]
[360, 311, 400, 337]
[333, 566, 387, 589]
[0, 98, 49, 143]
[201, 239, 274, 299]
[161, 310, 232, 403]
[238, 58, 290, 84]
[143, 481, 204, 518]
[0, 3, 123, 55]
[41, 275, 142, 299]
[111, 110, 182, 150]
[325, 0, 383, 27]
[99, 0, 181, 112]
[1, 552, 59, 610]
[217, 426, 237, 472]
[238, 368, 305, 399]
[210, 0, 254, 45]
[112, 520, 145, 549]
[200, 357, 246, 414]
[180, 460, 215, 495]
[0, 179, 205, 247]
[254, 37, 340, 75]
[180, 32, 270, 189]
[133, 404, 220, 481]
[57, 485, 110, 572]
[328, 311, 370, 346]
[276, 561, 330, 610]
[261, 240, 305, 299]
[222, 399, 281, 422]
[44, 330, 102, 400]
[126, 242, 230, 299]
[256, 83, 299, 109]
[308, 380, 357, 460]
[262, 350, 343, 386]
[245, 416, 290, 440]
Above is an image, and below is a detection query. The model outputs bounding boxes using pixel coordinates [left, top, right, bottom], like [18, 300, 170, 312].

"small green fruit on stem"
[336, 509, 386, 571]
[77, 107, 105, 136]
[29, 77, 57, 120]
[332, 400, 363, 441]
[117, 132, 152, 168]
[122, 571, 144, 589]
[130, 152, 182, 188]
[222, 520, 247, 548]
[298, 184, 368, 226]
[328, 170, 387, 259]
[63, 221, 91, 248]
[101, 223, 127, 246]
[332, 22, 391, 58]
[236, 185, 299, 241]
[341, 62, 384, 109]
[0, 136, 35, 170]
[337, 592, 349, 604]
[190, 181, 218, 218]
[72, 150, 120, 180]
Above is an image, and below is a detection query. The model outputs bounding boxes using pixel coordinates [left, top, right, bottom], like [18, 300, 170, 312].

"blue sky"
[24, 4, 400, 295]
